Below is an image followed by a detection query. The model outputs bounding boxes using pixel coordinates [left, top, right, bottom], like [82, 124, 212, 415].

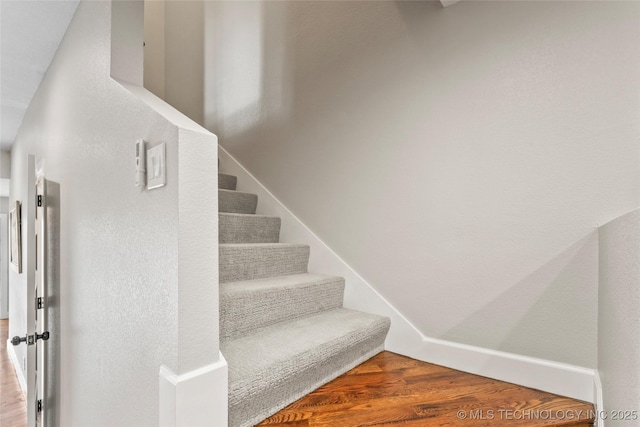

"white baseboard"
[6, 339, 27, 392]
[415, 335, 597, 403]
[218, 146, 597, 405]
[159, 353, 228, 427]
[593, 371, 604, 427]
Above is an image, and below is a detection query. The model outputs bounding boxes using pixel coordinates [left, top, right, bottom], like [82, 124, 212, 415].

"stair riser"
[218, 170, 392, 427]
[219, 190, 258, 214]
[220, 278, 345, 342]
[229, 323, 389, 427]
[220, 214, 281, 244]
[219, 245, 309, 283]
[218, 173, 237, 190]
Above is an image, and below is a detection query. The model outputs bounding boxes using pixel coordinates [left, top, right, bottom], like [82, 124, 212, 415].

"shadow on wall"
[205, 0, 637, 373]
[206, 0, 409, 142]
[205, 1, 291, 138]
[442, 232, 598, 368]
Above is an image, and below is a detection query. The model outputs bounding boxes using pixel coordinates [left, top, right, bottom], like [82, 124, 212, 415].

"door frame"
[25, 155, 37, 426]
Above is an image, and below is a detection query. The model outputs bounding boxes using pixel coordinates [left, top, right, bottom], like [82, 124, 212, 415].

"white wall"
[599, 209, 640, 423]
[1, 150, 10, 178]
[207, 1, 640, 369]
[143, 0, 204, 126]
[0, 213, 7, 319]
[143, 0, 165, 99]
[164, 1, 204, 126]
[1, 150, 10, 200]
[0, 150, 7, 317]
[0, 147, 10, 320]
[8, 1, 220, 425]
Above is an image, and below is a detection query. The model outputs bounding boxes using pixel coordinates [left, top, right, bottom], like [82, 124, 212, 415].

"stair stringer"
[219, 146, 598, 405]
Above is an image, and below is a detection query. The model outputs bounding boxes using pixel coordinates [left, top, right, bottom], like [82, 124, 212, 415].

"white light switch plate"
[147, 143, 166, 190]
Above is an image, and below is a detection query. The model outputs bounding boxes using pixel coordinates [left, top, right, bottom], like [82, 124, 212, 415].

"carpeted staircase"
[218, 172, 391, 427]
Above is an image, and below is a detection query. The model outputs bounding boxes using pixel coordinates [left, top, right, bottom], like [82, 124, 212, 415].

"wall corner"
[159, 353, 228, 427]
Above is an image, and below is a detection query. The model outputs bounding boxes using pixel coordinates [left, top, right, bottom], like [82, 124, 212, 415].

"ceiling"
[0, 0, 79, 152]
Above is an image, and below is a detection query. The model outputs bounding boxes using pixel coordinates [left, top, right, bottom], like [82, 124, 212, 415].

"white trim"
[218, 146, 597, 404]
[593, 371, 604, 427]
[416, 335, 596, 403]
[159, 353, 228, 427]
[116, 80, 208, 134]
[6, 338, 27, 392]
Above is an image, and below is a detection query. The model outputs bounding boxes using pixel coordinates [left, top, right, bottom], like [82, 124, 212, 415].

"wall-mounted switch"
[147, 143, 166, 190]
[135, 140, 146, 187]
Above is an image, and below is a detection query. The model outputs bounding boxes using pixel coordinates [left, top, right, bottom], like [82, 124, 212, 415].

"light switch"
[146, 143, 166, 190]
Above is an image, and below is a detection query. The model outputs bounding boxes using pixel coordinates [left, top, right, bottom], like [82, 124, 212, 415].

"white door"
[11, 155, 48, 427]
[34, 174, 48, 426]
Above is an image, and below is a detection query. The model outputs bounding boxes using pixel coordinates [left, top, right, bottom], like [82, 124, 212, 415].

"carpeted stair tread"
[218, 173, 237, 190]
[219, 243, 310, 283]
[219, 212, 281, 244]
[220, 273, 345, 342]
[223, 308, 390, 427]
[217, 170, 391, 427]
[219, 189, 258, 214]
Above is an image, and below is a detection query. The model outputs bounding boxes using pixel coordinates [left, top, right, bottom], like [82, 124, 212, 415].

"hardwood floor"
[258, 351, 595, 427]
[0, 319, 27, 427]
[0, 327, 596, 427]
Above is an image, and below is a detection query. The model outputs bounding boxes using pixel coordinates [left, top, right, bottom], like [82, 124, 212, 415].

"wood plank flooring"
[1, 319, 27, 427]
[0, 325, 596, 427]
[258, 351, 595, 427]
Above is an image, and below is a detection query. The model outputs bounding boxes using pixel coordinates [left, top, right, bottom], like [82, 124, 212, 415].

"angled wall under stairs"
[218, 172, 390, 427]
[218, 148, 600, 405]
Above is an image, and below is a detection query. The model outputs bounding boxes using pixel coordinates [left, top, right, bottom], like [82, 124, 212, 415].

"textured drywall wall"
[8, 1, 182, 425]
[599, 209, 640, 423]
[208, 1, 640, 368]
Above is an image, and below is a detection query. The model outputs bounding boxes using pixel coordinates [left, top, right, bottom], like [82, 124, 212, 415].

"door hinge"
[11, 332, 49, 346]
[37, 399, 42, 413]
[35, 331, 50, 343]
[37, 297, 44, 310]
[37, 195, 42, 207]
